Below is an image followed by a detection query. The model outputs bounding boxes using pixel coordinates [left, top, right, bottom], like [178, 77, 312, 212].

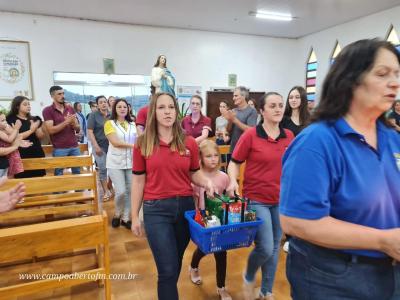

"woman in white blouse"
[104, 99, 137, 229]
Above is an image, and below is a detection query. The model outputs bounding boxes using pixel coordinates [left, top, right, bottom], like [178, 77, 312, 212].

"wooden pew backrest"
[0, 173, 99, 223]
[0, 173, 96, 195]
[0, 211, 111, 299]
[22, 155, 93, 172]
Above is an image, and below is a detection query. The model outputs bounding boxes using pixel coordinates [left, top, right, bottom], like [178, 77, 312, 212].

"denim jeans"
[53, 147, 81, 176]
[287, 237, 400, 300]
[244, 200, 282, 295]
[107, 168, 131, 222]
[0, 168, 8, 177]
[92, 150, 107, 181]
[143, 196, 195, 300]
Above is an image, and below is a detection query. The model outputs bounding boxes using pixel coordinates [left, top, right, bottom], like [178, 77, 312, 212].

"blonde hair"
[137, 93, 186, 157]
[198, 139, 221, 171]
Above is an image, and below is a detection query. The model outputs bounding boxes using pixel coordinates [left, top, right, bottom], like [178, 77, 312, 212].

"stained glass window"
[331, 41, 341, 64]
[386, 25, 400, 53]
[306, 49, 317, 101]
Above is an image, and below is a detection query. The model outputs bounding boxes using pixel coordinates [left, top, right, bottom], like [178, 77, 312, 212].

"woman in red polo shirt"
[181, 95, 212, 144]
[227, 92, 294, 300]
[131, 92, 214, 300]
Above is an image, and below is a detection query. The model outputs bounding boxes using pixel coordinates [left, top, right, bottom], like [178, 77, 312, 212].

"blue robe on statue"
[160, 68, 176, 97]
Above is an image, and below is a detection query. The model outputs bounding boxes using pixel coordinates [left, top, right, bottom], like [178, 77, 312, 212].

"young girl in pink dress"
[188, 139, 232, 300]
[0, 113, 30, 177]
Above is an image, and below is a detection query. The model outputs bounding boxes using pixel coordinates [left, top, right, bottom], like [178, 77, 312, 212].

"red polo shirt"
[42, 103, 78, 148]
[232, 124, 294, 204]
[136, 106, 149, 128]
[132, 136, 200, 200]
[181, 114, 212, 138]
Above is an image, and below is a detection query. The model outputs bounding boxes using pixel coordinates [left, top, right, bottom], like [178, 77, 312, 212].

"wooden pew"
[42, 143, 89, 157]
[0, 173, 98, 224]
[218, 145, 245, 194]
[0, 211, 111, 300]
[22, 155, 94, 175]
[218, 145, 230, 171]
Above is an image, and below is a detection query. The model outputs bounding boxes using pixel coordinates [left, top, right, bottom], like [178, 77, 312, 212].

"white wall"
[4, 5, 399, 116]
[298, 5, 400, 103]
[0, 12, 301, 116]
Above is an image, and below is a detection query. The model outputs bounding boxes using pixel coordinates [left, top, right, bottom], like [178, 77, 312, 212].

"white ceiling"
[1, 0, 400, 38]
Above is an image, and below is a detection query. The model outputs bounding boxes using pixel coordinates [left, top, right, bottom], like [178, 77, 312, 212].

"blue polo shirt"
[280, 118, 400, 258]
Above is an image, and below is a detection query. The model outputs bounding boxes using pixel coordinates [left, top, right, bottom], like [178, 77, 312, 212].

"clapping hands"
[30, 119, 41, 132]
[222, 110, 236, 122]
[13, 134, 32, 148]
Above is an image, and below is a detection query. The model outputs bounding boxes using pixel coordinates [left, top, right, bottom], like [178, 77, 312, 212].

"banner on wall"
[177, 85, 202, 117]
[0, 40, 34, 100]
[228, 74, 237, 87]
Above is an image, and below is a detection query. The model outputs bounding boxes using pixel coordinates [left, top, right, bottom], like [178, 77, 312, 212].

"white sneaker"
[283, 241, 289, 253]
[256, 287, 275, 300]
[217, 286, 232, 300]
[264, 292, 275, 300]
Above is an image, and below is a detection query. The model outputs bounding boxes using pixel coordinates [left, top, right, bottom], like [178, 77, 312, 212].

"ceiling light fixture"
[250, 10, 293, 21]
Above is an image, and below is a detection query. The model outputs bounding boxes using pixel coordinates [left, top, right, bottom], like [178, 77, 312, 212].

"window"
[330, 41, 341, 65]
[386, 25, 400, 53]
[53, 72, 151, 116]
[306, 48, 317, 102]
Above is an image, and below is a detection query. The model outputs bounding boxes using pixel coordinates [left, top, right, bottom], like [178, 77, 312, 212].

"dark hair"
[248, 98, 258, 110]
[191, 95, 203, 107]
[127, 103, 136, 119]
[110, 99, 132, 122]
[313, 38, 400, 123]
[154, 55, 167, 68]
[8, 96, 31, 118]
[235, 86, 250, 101]
[73, 102, 81, 111]
[219, 100, 230, 109]
[49, 85, 63, 95]
[392, 100, 400, 111]
[150, 85, 156, 96]
[285, 86, 310, 126]
[108, 96, 115, 105]
[258, 92, 282, 111]
[95, 95, 107, 104]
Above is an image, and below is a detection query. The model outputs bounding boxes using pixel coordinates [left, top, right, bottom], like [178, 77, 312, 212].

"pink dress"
[0, 140, 24, 176]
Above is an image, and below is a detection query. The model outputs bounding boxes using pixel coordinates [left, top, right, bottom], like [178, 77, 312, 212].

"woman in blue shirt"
[280, 39, 400, 300]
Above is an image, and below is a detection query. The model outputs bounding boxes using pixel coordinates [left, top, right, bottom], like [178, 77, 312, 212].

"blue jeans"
[92, 150, 107, 181]
[107, 168, 131, 222]
[143, 196, 194, 300]
[53, 147, 81, 176]
[0, 168, 8, 177]
[287, 238, 400, 300]
[245, 200, 282, 295]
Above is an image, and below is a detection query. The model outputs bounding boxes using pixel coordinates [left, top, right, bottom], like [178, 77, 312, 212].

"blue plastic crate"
[184, 210, 263, 254]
